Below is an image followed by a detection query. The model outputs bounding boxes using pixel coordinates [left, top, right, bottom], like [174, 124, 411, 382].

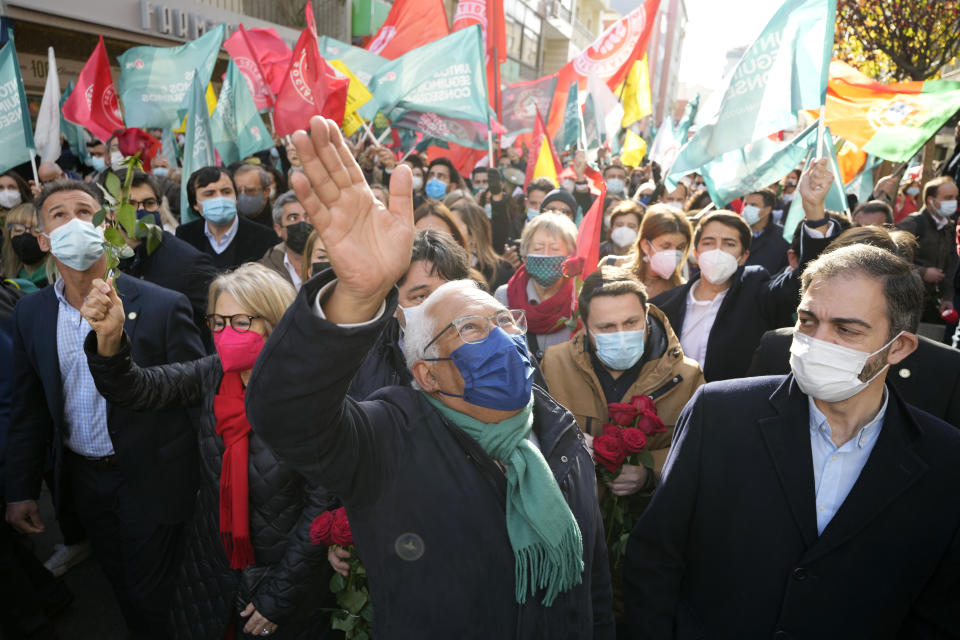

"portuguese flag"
[824, 60, 960, 162]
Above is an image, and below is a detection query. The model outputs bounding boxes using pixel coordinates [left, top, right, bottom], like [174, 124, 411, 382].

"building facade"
[644, 0, 686, 126]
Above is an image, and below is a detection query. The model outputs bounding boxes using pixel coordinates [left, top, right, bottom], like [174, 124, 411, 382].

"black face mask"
[11, 233, 46, 264]
[311, 261, 330, 277]
[284, 221, 312, 255]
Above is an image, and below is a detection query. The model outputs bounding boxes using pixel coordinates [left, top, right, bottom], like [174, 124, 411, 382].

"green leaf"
[105, 172, 122, 200]
[104, 227, 125, 247]
[353, 631, 370, 640]
[117, 203, 137, 237]
[93, 208, 107, 227]
[96, 183, 117, 206]
[330, 573, 346, 593]
[360, 602, 374, 622]
[339, 588, 367, 615]
[331, 612, 357, 631]
[145, 225, 163, 255]
[636, 451, 655, 470]
[118, 245, 134, 259]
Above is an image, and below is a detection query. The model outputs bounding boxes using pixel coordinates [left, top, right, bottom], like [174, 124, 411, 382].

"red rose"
[309, 510, 335, 546]
[593, 434, 626, 474]
[562, 256, 584, 278]
[620, 427, 647, 454]
[114, 128, 161, 169]
[629, 394, 657, 415]
[636, 411, 666, 435]
[601, 423, 621, 439]
[330, 507, 354, 547]
[607, 402, 639, 427]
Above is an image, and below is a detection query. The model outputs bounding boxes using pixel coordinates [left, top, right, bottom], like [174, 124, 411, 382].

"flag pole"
[28, 148, 40, 186]
[362, 121, 379, 146]
[399, 145, 417, 162]
[376, 126, 391, 146]
[816, 105, 826, 160]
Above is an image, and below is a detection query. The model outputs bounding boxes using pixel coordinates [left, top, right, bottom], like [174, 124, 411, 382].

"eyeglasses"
[238, 187, 263, 196]
[129, 197, 160, 211]
[6, 223, 37, 236]
[422, 309, 527, 355]
[205, 313, 261, 333]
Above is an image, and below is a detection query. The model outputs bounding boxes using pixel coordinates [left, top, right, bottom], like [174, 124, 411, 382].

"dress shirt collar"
[808, 387, 888, 449]
[204, 215, 240, 253]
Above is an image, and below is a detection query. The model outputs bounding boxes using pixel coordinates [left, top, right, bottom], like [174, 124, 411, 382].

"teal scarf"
[424, 393, 584, 605]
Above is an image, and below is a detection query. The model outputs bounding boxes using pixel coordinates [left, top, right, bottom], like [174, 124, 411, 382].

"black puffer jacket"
[84, 333, 334, 640]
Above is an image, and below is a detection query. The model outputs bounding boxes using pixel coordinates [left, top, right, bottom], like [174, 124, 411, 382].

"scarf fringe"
[513, 525, 584, 607]
[221, 531, 256, 570]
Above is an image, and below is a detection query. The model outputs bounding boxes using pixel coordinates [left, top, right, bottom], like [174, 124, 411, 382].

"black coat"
[246, 273, 615, 639]
[85, 338, 334, 640]
[175, 216, 279, 271]
[745, 216, 789, 275]
[347, 317, 412, 400]
[624, 375, 960, 639]
[5, 276, 204, 524]
[747, 327, 960, 428]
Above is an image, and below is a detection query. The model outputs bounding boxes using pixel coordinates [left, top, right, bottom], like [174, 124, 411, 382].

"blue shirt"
[54, 278, 113, 457]
[809, 389, 887, 535]
[203, 215, 239, 254]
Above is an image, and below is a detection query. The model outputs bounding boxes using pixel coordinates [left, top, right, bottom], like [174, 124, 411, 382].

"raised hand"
[290, 117, 414, 324]
[798, 158, 834, 220]
[80, 277, 125, 357]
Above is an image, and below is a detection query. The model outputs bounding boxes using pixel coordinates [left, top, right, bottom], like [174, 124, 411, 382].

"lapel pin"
[128, 311, 138, 320]
[898, 368, 910, 379]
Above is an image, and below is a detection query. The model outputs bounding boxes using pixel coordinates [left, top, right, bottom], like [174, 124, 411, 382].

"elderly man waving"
[246, 118, 614, 639]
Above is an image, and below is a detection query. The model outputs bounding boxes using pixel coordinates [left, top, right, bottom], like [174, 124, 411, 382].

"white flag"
[34, 47, 62, 163]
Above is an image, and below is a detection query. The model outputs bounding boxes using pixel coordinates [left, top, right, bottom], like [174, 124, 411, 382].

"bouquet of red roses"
[310, 507, 372, 639]
[591, 394, 666, 563]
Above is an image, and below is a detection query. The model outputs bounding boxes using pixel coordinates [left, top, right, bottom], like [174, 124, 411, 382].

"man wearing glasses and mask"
[246, 117, 614, 639]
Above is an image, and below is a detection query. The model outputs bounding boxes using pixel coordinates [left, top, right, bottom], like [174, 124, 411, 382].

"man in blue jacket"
[247, 117, 614, 639]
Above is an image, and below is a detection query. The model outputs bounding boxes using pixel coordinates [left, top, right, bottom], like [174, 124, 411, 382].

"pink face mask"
[213, 327, 265, 372]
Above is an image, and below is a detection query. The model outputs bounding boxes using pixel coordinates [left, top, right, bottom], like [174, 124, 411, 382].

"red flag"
[425, 143, 486, 178]
[304, 0, 319, 37]
[575, 166, 606, 279]
[223, 26, 279, 110]
[273, 28, 349, 137]
[524, 109, 562, 186]
[366, 0, 450, 59]
[453, 0, 506, 112]
[232, 27, 293, 96]
[62, 36, 124, 143]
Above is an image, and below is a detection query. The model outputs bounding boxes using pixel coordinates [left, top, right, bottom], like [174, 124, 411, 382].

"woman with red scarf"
[495, 212, 580, 362]
[82, 263, 334, 639]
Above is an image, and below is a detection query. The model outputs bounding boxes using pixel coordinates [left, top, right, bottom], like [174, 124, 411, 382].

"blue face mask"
[152, 167, 169, 178]
[425, 178, 447, 200]
[425, 327, 535, 411]
[741, 204, 762, 226]
[201, 196, 238, 225]
[136, 208, 162, 228]
[526, 208, 539, 223]
[593, 329, 646, 371]
[639, 195, 651, 206]
[524, 254, 565, 288]
[90, 156, 106, 172]
[45, 217, 105, 272]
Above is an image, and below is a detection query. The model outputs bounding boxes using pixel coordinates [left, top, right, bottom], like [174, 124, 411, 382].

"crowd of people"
[0, 111, 959, 639]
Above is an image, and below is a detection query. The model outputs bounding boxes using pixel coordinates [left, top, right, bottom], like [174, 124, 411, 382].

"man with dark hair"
[425, 158, 463, 201]
[853, 199, 894, 227]
[175, 166, 278, 270]
[5, 181, 204, 639]
[233, 163, 274, 228]
[258, 190, 312, 290]
[743, 187, 789, 274]
[896, 175, 958, 323]
[625, 242, 960, 638]
[652, 159, 841, 381]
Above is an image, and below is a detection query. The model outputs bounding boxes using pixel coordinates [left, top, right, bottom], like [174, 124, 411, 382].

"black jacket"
[246, 273, 615, 639]
[745, 216, 789, 275]
[347, 317, 412, 400]
[624, 375, 960, 639]
[85, 338, 334, 640]
[5, 275, 204, 524]
[747, 326, 960, 428]
[175, 216, 279, 271]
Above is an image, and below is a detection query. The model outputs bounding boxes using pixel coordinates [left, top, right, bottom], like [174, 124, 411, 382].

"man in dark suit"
[175, 166, 278, 270]
[743, 187, 789, 274]
[4, 181, 205, 639]
[624, 243, 960, 638]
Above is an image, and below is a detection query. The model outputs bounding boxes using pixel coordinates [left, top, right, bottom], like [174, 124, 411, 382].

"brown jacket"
[541, 305, 705, 475]
[257, 243, 296, 287]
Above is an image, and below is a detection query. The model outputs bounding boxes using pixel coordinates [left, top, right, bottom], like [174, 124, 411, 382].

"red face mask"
[213, 327, 265, 372]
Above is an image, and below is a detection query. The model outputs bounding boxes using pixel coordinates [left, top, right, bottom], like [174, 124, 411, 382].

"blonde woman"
[2, 203, 51, 289]
[627, 204, 694, 299]
[83, 263, 334, 639]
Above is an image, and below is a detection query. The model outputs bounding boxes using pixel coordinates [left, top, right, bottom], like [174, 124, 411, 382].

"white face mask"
[647, 248, 683, 280]
[789, 331, 902, 403]
[782, 192, 794, 204]
[0, 188, 22, 209]
[663, 201, 684, 213]
[935, 199, 958, 217]
[610, 226, 638, 248]
[110, 150, 124, 171]
[696, 249, 739, 284]
[411, 176, 424, 191]
[741, 204, 762, 226]
[905, 186, 920, 196]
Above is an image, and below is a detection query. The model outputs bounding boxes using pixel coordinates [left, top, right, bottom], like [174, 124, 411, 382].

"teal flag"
[180, 74, 217, 224]
[160, 128, 180, 166]
[554, 82, 580, 152]
[845, 153, 882, 203]
[675, 93, 699, 143]
[582, 93, 602, 150]
[211, 61, 273, 166]
[668, 0, 835, 185]
[60, 80, 89, 165]
[392, 110, 489, 149]
[318, 35, 385, 86]
[780, 126, 849, 242]
[118, 25, 225, 128]
[0, 40, 35, 174]
[359, 26, 488, 124]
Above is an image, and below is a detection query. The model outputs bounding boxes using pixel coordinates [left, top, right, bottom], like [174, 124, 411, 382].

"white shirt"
[283, 251, 302, 290]
[203, 215, 239, 254]
[679, 280, 727, 368]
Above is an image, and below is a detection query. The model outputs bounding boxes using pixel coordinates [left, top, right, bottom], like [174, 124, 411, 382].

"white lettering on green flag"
[211, 60, 273, 166]
[0, 40, 35, 174]
[180, 73, 217, 224]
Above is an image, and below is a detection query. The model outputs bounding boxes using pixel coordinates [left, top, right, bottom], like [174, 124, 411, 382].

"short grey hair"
[271, 190, 301, 226]
[801, 243, 923, 339]
[520, 212, 578, 257]
[234, 163, 271, 189]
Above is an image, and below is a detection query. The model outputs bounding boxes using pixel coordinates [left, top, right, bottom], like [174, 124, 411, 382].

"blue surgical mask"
[45, 217, 105, 272]
[742, 204, 762, 226]
[137, 208, 162, 228]
[152, 167, 169, 178]
[593, 329, 646, 371]
[90, 156, 106, 172]
[524, 254, 565, 288]
[606, 178, 624, 195]
[425, 327, 535, 411]
[201, 196, 238, 225]
[526, 208, 539, 223]
[425, 178, 447, 200]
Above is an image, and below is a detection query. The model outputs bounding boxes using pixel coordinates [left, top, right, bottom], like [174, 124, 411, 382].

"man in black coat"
[624, 243, 960, 638]
[743, 187, 789, 274]
[247, 118, 614, 638]
[175, 166, 278, 270]
[4, 181, 205, 639]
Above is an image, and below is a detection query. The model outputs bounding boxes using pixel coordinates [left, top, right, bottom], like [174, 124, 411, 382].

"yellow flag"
[532, 134, 559, 183]
[621, 130, 647, 167]
[173, 83, 216, 134]
[330, 60, 374, 137]
[620, 56, 652, 128]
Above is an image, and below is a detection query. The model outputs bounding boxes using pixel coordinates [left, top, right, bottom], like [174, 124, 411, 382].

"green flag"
[359, 26, 488, 124]
[160, 128, 180, 166]
[0, 40, 35, 174]
[554, 82, 580, 152]
[582, 93, 602, 150]
[318, 35, 385, 86]
[118, 25, 225, 128]
[180, 74, 216, 224]
[211, 61, 273, 166]
[780, 126, 850, 243]
[60, 80, 89, 165]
